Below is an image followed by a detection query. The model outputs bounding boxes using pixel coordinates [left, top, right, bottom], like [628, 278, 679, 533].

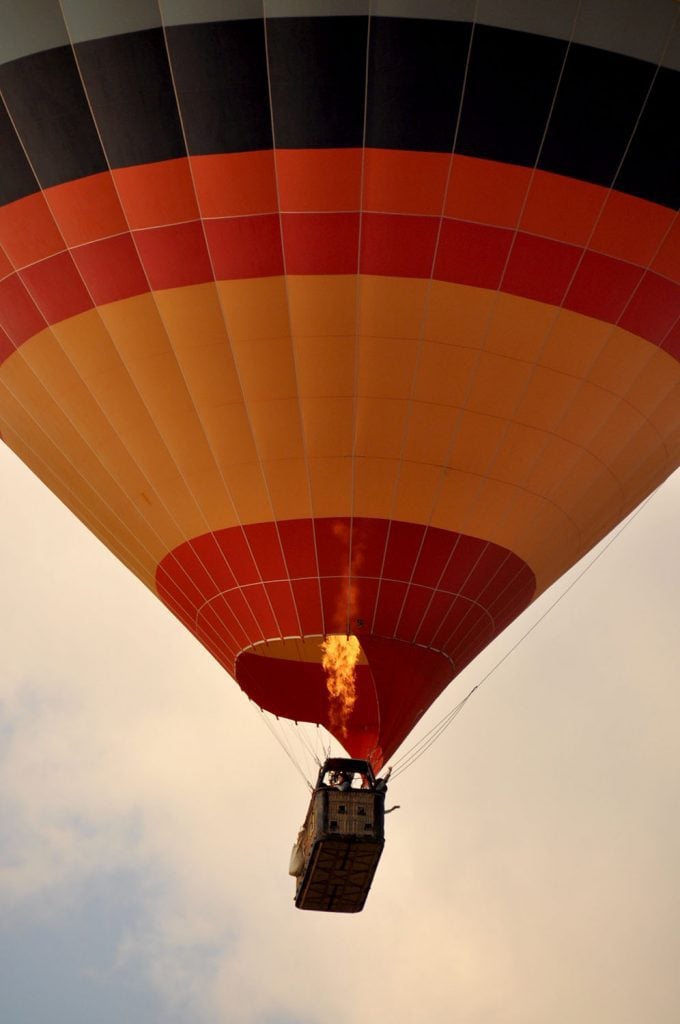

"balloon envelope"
[0, 1, 678, 766]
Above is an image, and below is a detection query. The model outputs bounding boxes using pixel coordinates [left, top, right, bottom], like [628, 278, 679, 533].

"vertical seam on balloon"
[261, 2, 330, 643]
[418, 3, 594, 652]
[403, 2, 587, 651]
[346, 3, 385, 764]
[367, 8, 481, 645]
[58, 3, 255, 659]
[357, 8, 483, 749]
[346, 4, 372, 638]
[156, 0, 301, 647]
[152, 1, 296, 650]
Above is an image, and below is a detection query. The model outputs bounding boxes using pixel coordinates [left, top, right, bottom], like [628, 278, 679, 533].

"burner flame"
[321, 634, 360, 737]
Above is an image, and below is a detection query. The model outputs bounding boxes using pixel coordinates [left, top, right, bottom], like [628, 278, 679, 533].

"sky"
[1, 442, 679, 1024]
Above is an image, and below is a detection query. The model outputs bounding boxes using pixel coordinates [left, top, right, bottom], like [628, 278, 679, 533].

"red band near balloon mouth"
[156, 517, 535, 760]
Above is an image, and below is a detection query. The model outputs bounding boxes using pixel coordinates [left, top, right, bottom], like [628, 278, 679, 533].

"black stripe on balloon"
[265, 16, 369, 149]
[365, 17, 472, 152]
[614, 67, 679, 213]
[165, 19, 272, 154]
[455, 26, 568, 168]
[0, 44, 106, 201]
[74, 28, 185, 169]
[0, 17, 677, 209]
[539, 42, 665, 192]
[0, 98, 37, 206]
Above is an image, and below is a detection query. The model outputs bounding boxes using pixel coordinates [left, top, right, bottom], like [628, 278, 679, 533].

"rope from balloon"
[390, 485, 660, 779]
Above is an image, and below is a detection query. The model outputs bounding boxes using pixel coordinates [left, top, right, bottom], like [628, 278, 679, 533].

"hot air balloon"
[1, 1, 678, 785]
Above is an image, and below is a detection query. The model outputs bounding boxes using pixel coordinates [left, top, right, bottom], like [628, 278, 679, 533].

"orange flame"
[321, 634, 360, 737]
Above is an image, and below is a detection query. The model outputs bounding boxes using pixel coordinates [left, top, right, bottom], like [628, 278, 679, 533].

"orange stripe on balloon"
[190, 151, 279, 218]
[2, 277, 678, 602]
[34, 172, 128, 250]
[113, 159, 201, 230]
[277, 149, 363, 212]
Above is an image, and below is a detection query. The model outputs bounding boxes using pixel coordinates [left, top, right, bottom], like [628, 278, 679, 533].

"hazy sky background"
[1, 443, 679, 1024]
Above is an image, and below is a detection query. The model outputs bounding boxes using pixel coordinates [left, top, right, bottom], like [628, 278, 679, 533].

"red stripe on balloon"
[19, 251, 94, 324]
[133, 220, 213, 291]
[72, 233, 148, 306]
[282, 212, 359, 275]
[156, 517, 535, 672]
[205, 215, 284, 278]
[1, 212, 677, 360]
[156, 517, 535, 761]
[620, 273, 680, 345]
[0, 323, 15, 364]
[0, 273, 46, 345]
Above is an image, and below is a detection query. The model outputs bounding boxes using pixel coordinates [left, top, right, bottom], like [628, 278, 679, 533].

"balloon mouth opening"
[234, 632, 459, 769]
[235, 634, 381, 762]
[239, 635, 370, 666]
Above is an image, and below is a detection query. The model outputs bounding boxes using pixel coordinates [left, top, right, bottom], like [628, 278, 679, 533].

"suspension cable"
[391, 485, 663, 779]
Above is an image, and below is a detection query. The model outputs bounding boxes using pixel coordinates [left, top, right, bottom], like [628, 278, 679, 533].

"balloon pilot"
[321, 765, 392, 793]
